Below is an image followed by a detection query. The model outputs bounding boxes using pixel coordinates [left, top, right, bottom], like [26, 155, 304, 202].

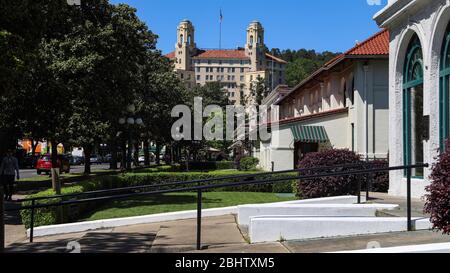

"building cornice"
[373, 0, 432, 28]
[277, 108, 349, 127]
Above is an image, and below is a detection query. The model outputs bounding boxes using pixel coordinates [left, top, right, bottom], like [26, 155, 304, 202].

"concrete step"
[238, 204, 399, 226]
[249, 216, 432, 243]
[332, 242, 450, 253]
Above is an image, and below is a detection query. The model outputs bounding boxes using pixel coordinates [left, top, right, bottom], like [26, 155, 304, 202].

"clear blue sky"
[110, 0, 387, 55]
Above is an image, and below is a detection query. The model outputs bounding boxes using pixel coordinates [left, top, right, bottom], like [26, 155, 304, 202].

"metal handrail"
[14, 162, 381, 203]
[0, 162, 426, 252]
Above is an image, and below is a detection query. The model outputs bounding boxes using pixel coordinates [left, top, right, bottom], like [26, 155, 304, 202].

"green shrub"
[135, 161, 235, 173]
[240, 157, 260, 171]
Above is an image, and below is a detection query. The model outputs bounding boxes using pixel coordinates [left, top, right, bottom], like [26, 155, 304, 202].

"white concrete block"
[249, 217, 432, 243]
[238, 204, 398, 226]
[252, 195, 366, 207]
[27, 206, 238, 238]
[332, 243, 450, 253]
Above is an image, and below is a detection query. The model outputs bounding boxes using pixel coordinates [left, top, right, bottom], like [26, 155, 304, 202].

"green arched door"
[403, 34, 424, 177]
[440, 24, 450, 150]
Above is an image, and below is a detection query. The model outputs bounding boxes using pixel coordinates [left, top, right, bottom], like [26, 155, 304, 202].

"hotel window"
[217, 67, 220, 73]
[197, 75, 201, 81]
[196, 67, 200, 72]
[241, 68, 245, 73]
[219, 60, 222, 65]
[221, 67, 224, 73]
[208, 60, 211, 65]
[240, 76, 244, 81]
[232, 68, 235, 73]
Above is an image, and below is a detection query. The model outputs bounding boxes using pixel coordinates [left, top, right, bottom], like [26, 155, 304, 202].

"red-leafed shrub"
[296, 149, 363, 199]
[369, 159, 389, 193]
[424, 143, 450, 234]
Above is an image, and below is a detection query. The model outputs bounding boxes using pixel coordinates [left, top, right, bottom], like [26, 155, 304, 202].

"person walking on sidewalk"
[0, 149, 20, 201]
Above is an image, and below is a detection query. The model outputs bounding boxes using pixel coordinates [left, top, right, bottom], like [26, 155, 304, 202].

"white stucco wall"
[264, 112, 348, 171]
[375, 0, 448, 198]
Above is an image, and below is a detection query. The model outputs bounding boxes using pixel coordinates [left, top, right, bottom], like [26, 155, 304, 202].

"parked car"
[103, 154, 112, 163]
[90, 155, 102, 165]
[36, 155, 70, 175]
[138, 155, 145, 164]
[22, 154, 39, 169]
[69, 155, 84, 166]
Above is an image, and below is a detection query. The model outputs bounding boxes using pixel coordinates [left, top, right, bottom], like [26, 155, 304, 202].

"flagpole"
[219, 9, 222, 50]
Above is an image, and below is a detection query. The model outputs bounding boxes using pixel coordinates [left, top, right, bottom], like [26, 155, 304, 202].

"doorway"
[294, 142, 319, 168]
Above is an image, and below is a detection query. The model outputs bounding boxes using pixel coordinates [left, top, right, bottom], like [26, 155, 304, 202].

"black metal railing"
[0, 162, 428, 252]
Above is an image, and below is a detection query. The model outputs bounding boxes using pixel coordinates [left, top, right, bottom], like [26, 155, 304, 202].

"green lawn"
[83, 192, 296, 221]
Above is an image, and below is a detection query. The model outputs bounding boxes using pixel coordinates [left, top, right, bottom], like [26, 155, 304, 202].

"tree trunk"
[83, 145, 92, 175]
[155, 143, 161, 165]
[120, 140, 126, 171]
[143, 139, 150, 167]
[30, 139, 36, 155]
[110, 139, 118, 170]
[133, 141, 139, 167]
[50, 139, 61, 194]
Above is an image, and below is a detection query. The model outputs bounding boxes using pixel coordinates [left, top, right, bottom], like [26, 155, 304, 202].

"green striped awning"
[290, 125, 329, 143]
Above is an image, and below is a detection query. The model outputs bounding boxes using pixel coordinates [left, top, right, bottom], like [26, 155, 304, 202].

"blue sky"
[110, 0, 388, 54]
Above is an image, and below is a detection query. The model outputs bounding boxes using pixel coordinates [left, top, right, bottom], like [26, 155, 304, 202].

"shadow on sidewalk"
[7, 231, 157, 253]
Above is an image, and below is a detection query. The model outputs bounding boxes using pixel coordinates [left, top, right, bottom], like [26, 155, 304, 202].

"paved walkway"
[368, 192, 428, 217]
[5, 192, 449, 253]
[4, 195, 27, 247]
[6, 215, 289, 253]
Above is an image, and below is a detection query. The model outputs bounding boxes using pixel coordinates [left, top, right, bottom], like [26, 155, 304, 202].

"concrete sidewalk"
[6, 215, 289, 253]
[5, 192, 448, 253]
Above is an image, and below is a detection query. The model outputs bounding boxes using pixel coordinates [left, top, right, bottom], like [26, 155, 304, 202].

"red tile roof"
[193, 49, 249, 59]
[165, 52, 175, 59]
[346, 29, 389, 56]
[323, 29, 389, 67]
[165, 49, 287, 64]
[277, 29, 389, 106]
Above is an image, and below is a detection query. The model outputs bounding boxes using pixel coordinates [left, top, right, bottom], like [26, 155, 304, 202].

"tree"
[285, 58, 320, 87]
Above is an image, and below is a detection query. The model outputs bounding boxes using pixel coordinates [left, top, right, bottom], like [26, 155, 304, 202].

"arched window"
[180, 34, 184, 44]
[250, 35, 254, 45]
[403, 34, 424, 177]
[439, 23, 450, 150]
[188, 35, 191, 45]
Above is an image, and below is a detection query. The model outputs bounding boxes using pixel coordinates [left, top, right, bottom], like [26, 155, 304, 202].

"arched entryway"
[440, 23, 450, 150]
[403, 34, 424, 177]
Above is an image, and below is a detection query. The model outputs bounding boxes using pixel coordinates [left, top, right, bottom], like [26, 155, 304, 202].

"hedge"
[134, 161, 235, 173]
[296, 149, 363, 199]
[240, 157, 260, 171]
[20, 170, 297, 228]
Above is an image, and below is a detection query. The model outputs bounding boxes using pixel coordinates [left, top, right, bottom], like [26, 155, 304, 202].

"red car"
[36, 155, 71, 175]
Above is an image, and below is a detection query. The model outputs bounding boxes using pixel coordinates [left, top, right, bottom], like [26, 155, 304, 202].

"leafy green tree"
[286, 58, 320, 87]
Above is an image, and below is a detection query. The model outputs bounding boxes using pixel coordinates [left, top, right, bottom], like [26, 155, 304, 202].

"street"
[19, 164, 111, 179]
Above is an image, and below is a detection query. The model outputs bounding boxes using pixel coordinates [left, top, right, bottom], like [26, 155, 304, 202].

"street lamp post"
[119, 105, 144, 171]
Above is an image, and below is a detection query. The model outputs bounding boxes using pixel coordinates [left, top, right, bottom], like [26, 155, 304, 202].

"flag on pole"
[220, 9, 223, 23]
